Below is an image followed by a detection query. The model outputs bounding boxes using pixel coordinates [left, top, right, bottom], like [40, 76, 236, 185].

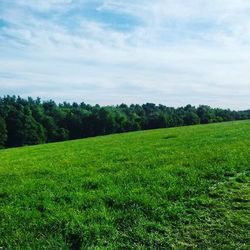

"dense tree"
[197, 105, 216, 124]
[147, 113, 167, 129]
[5, 108, 25, 147]
[0, 95, 249, 149]
[184, 112, 200, 125]
[0, 116, 7, 148]
[23, 107, 46, 145]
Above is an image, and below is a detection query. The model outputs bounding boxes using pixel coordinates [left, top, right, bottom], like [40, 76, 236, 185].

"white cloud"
[0, 0, 250, 109]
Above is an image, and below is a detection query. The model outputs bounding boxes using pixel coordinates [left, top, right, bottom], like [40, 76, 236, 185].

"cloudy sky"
[0, 0, 250, 109]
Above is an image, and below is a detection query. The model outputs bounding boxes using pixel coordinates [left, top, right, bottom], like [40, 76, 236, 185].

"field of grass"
[0, 120, 250, 249]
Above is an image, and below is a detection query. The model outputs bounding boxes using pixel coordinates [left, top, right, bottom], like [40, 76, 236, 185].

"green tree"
[184, 112, 200, 125]
[0, 116, 7, 148]
[147, 113, 167, 129]
[23, 107, 46, 145]
[5, 108, 25, 147]
[197, 105, 215, 124]
[0, 96, 250, 149]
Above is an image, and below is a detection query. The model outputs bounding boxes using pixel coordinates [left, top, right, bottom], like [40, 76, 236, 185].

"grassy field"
[0, 121, 250, 249]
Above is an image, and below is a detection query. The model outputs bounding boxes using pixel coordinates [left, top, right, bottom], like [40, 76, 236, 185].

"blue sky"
[1, 0, 250, 109]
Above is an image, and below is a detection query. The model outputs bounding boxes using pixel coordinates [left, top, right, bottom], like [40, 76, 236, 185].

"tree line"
[0, 95, 249, 149]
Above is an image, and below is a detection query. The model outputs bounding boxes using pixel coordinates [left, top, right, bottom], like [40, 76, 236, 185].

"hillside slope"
[0, 121, 250, 249]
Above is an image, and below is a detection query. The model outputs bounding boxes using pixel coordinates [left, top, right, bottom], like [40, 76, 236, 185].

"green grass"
[0, 121, 250, 249]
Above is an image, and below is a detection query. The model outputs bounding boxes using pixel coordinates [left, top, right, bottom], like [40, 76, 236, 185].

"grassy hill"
[0, 121, 250, 249]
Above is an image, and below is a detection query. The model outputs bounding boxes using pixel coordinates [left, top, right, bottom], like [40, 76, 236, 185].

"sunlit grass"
[0, 120, 250, 249]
